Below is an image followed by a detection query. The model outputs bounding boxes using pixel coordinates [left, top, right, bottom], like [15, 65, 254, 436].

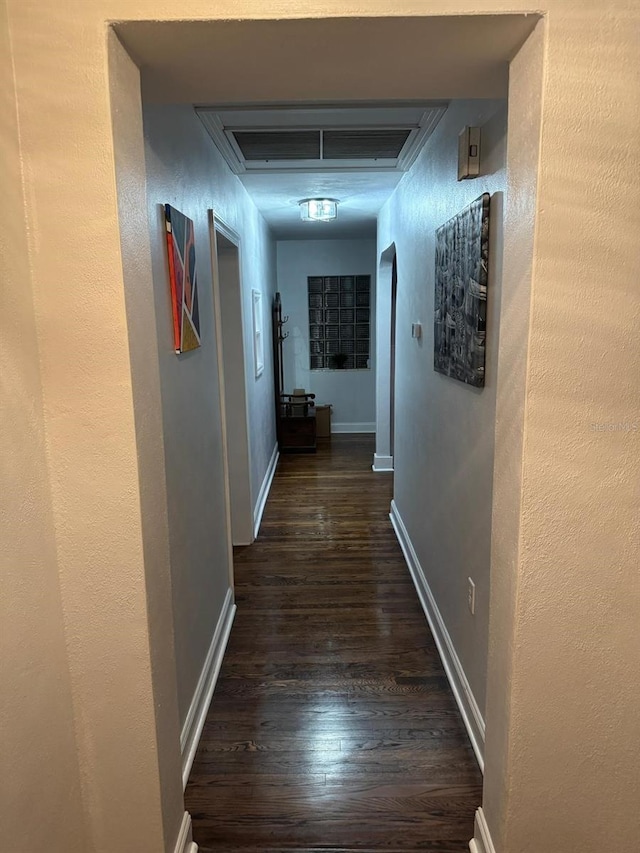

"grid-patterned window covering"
[308, 276, 371, 369]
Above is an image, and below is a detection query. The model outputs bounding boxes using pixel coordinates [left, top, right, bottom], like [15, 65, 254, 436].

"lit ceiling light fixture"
[299, 198, 339, 222]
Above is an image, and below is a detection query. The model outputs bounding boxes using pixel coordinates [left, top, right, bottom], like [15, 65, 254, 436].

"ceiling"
[115, 15, 539, 240]
[238, 169, 404, 239]
[194, 102, 447, 239]
[116, 17, 538, 104]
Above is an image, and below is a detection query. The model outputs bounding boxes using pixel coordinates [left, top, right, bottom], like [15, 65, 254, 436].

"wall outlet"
[467, 578, 476, 615]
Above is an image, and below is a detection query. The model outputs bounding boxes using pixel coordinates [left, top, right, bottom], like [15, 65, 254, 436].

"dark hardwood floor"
[185, 435, 482, 852]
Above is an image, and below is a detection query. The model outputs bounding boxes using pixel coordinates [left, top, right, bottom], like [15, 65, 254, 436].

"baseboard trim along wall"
[254, 442, 279, 539]
[389, 500, 486, 772]
[332, 422, 376, 434]
[372, 453, 394, 472]
[174, 811, 198, 853]
[469, 808, 497, 853]
[180, 587, 237, 789]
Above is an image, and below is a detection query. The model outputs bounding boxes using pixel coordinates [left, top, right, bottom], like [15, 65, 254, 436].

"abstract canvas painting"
[433, 193, 490, 387]
[164, 204, 201, 353]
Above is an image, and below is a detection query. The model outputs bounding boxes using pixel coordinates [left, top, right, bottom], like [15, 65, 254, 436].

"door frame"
[373, 242, 397, 472]
[389, 253, 398, 464]
[209, 211, 254, 561]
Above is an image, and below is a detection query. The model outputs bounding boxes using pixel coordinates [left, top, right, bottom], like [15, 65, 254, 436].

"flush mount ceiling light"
[299, 198, 339, 222]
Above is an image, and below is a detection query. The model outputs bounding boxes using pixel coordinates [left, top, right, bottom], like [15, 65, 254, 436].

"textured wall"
[481, 24, 546, 850]
[5, 5, 172, 851]
[377, 99, 507, 717]
[276, 239, 377, 429]
[142, 102, 277, 724]
[4, 2, 639, 852]
[0, 3, 87, 850]
[109, 32, 185, 848]
[486, 18, 640, 851]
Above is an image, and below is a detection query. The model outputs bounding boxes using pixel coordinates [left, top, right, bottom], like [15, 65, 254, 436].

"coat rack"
[272, 293, 316, 453]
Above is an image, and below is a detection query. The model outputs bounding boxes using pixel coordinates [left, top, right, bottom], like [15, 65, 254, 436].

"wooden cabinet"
[278, 407, 317, 452]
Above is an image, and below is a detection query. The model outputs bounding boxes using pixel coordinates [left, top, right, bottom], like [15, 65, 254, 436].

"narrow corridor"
[185, 435, 482, 851]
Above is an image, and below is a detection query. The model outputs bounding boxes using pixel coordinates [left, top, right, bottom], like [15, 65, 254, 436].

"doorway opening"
[108, 12, 544, 852]
[374, 242, 398, 472]
[210, 216, 254, 546]
[390, 254, 398, 464]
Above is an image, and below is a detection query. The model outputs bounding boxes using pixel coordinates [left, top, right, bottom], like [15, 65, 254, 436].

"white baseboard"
[332, 422, 376, 433]
[389, 500, 485, 772]
[469, 808, 496, 853]
[174, 811, 198, 853]
[180, 588, 236, 789]
[254, 442, 279, 539]
[372, 453, 394, 472]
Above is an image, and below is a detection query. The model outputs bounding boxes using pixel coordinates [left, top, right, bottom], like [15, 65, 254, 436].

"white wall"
[378, 99, 507, 727]
[142, 102, 277, 725]
[276, 238, 377, 431]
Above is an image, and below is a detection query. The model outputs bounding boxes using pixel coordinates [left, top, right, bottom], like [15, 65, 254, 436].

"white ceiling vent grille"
[196, 103, 447, 173]
[322, 129, 411, 160]
[233, 130, 321, 161]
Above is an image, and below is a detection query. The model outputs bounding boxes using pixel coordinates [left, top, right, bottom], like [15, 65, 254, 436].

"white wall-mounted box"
[458, 126, 481, 180]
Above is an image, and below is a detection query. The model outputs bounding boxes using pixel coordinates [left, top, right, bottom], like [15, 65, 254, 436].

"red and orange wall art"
[164, 204, 201, 353]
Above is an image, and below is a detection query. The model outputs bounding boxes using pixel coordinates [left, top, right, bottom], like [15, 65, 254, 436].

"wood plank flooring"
[185, 435, 482, 852]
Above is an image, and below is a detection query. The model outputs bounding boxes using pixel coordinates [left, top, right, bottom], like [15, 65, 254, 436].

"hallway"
[185, 435, 482, 851]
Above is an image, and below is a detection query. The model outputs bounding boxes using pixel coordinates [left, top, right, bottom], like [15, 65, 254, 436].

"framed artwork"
[164, 204, 201, 353]
[252, 289, 264, 377]
[433, 193, 490, 387]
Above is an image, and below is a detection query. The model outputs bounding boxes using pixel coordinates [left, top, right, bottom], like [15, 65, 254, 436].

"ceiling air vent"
[322, 129, 411, 160]
[195, 103, 447, 174]
[233, 130, 321, 161]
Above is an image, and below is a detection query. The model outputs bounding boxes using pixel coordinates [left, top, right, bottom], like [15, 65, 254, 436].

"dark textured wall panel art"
[433, 193, 490, 387]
